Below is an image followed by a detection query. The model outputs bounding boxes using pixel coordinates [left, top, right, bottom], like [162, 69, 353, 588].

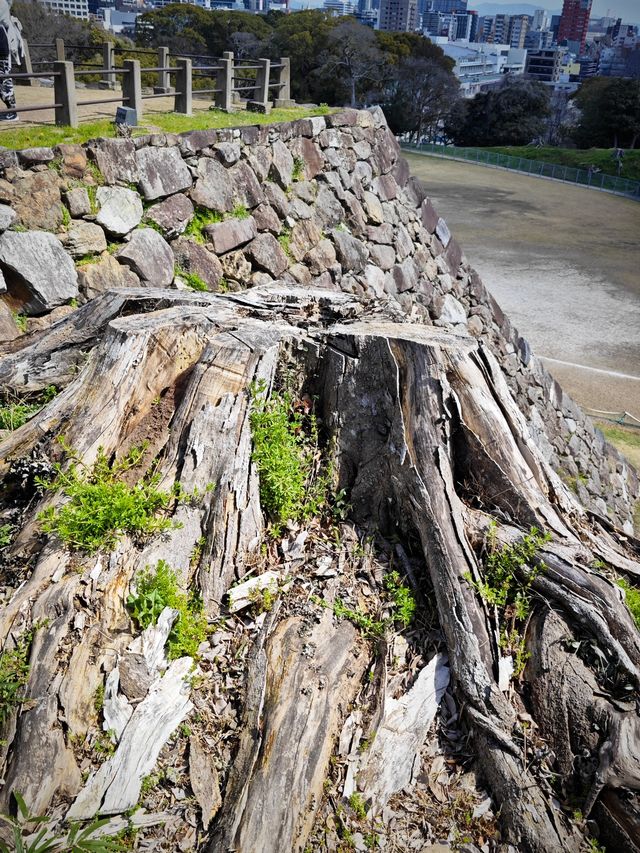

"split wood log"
[0, 287, 639, 852]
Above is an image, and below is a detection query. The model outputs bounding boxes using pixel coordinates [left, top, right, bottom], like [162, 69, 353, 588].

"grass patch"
[0, 106, 334, 152]
[278, 227, 293, 259]
[38, 442, 178, 553]
[231, 203, 249, 220]
[183, 207, 224, 244]
[127, 559, 208, 660]
[0, 385, 57, 431]
[249, 380, 329, 535]
[595, 421, 640, 471]
[483, 145, 640, 182]
[292, 156, 305, 182]
[11, 312, 27, 334]
[0, 623, 45, 728]
[175, 266, 208, 292]
[618, 577, 640, 629]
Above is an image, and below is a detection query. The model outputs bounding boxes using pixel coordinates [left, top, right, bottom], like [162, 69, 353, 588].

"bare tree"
[319, 21, 384, 108]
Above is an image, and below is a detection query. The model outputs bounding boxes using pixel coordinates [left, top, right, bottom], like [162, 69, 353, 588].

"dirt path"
[404, 152, 640, 416]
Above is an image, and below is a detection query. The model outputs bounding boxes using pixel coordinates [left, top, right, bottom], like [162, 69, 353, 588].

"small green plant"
[348, 792, 367, 820]
[61, 204, 71, 229]
[617, 577, 640, 628]
[11, 312, 27, 333]
[249, 584, 277, 614]
[184, 208, 224, 244]
[94, 730, 116, 757]
[231, 203, 249, 219]
[249, 381, 329, 535]
[384, 571, 416, 628]
[38, 442, 177, 553]
[291, 156, 305, 182]
[333, 598, 386, 639]
[127, 560, 208, 660]
[0, 791, 126, 853]
[0, 524, 12, 548]
[85, 160, 105, 186]
[75, 253, 99, 268]
[0, 386, 57, 431]
[175, 266, 209, 292]
[278, 227, 293, 259]
[140, 772, 161, 798]
[86, 184, 98, 214]
[0, 626, 40, 728]
[94, 684, 105, 715]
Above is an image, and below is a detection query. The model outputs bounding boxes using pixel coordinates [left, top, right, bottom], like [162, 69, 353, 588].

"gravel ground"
[404, 152, 640, 417]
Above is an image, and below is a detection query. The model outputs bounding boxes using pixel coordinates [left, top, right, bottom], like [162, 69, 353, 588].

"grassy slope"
[484, 146, 640, 182]
[0, 105, 331, 151]
[596, 421, 640, 471]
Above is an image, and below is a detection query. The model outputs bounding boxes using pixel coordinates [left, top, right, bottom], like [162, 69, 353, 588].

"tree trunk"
[0, 287, 639, 851]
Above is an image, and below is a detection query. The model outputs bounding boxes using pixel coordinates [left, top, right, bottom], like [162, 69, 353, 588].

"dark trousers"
[0, 28, 16, 112]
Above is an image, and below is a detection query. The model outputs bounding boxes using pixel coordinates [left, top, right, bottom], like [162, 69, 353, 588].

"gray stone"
[435, 293, 467, 326]
[289, 197, 313, 220]
[331, 230, 369, 274]
[64, 221, 107, 258]
[18, 147, 54, 166]
[366, 223, 394, 244]
[361, 263, 385, 298]
[243, 146, 272, 183]
[65, 188, 91, 219]
[178, 129, 219, 154]
[230, 160, 265, 209]
[289, 219, 322, 262]
[0, 203, 16, 231]
[96, 186, 143, 237]
[54, 143, 87, 179]
[135, 146, 192, 201]
[214, 142, 241, 166]
[204, 217, 257, 255]
[172, 236, 223, 290]
[305, 239, 337, 275]
[315, 187, 343, 229]
[246, 233, 289, 277]
[264, 181, 290, 218]
[252, 203, 281, 234]
[116, 228, 174, 286]
[421, 199, 439, 233]
[288, 137, 325, 180]
[191, 158, 235, 213]
[394, 224, 413, 260]
[293, 116, 326, 137]
[371, 174, 398, 201]
[292, 181, 316, 204]
[354, 160, 373, 187]
[145, 194, 194, 239]
[87, 138, 138, 185]
[445, 238, 462, 274]
[435, 217, 451, 248]
[269, 139, 294, 188]
[77, 252, 141, 300]
[369, 244, 395, 271]
[362, 191, 384, 225]
[0, 170, 62, 232]
[0, 148, 18, 173]
[0, 299, 19, 340]
[392, 258, 418, 293]
[0, 230, 78, 314]
[284, 263, 312, 284]
[221, 250, 251, 284]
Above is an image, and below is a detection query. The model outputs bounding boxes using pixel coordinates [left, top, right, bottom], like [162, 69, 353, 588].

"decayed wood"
[1, 287, 639, 852]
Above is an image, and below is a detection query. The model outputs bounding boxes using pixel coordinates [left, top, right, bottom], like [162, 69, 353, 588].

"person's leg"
[0, 28, 15, 118]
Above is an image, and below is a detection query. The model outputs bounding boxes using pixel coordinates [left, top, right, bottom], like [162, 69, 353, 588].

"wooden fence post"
[53, 60, 77, 127]
[18, 39, 37, 87]
[174, 57, 191, 115]
[155, 46, 171, 94]
[100, 41, 115, 90]
[122, 59, 142, 120]
[247, 58, 270, 113]
[215, 52, 233, 112]
[55, 38, 65, 62]
[274, 57, 293, 107]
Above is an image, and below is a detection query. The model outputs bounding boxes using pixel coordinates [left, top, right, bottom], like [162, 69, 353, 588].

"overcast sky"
[590, 0, 638, 20]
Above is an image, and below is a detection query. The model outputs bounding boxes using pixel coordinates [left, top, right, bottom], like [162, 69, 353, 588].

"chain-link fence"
[402, 141, 640, 201]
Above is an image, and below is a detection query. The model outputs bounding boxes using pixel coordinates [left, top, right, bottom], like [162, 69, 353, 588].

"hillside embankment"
[0, 109, 639, 852]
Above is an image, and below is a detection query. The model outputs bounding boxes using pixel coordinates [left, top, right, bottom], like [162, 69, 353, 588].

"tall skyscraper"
[557, 0, 593, 54]
[378, 0, 418, 31]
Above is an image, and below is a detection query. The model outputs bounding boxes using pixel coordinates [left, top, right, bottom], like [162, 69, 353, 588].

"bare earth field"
[404, 153, 640, 418]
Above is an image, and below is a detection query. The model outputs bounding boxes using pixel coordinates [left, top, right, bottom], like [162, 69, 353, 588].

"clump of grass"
[231, 203, 249, 219]
[348, 792, 367, 820]
[11, 312, 27, 334]
[127, 559, 208, 660]
[617, 577, 640, 628]
[184, 207, 224, 244]
[278, 227, 293, 259]
[0, 622, 45, 728]
[384, 570, 416, 628]
[38, 442, 178, 553]
[0, 385, 57, 431]
[249, 380, 329, 535]
[291, 156, 305, 182]
[174, 266, 209, 292]
[0, 524, 11, 548]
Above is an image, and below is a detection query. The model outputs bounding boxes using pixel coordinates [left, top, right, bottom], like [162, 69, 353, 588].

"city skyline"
[474, 0, 639, 22]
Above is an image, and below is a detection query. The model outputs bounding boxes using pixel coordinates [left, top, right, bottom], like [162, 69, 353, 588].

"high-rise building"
[508, 15, 530, 48]
[525, 46, 562, 81]
[378, 0, 417, 31]
[427, 0, 466, 11]
[39, 0, 89, 18]
[532, 8, 549, 30]
[557, 0, 593, 54]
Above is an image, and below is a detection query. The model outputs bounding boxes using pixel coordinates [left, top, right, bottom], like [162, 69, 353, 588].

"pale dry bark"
[0, 287, 639, 851]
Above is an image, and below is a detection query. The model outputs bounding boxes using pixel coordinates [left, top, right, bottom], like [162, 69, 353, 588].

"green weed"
[94, 684, 105, 715]
[11, 312, 27, 334]
[0, 524, 11, 548]
[249, 381, 329, 535]
[0, 623, 45, 728]
[175, 266, 209, 292]
[0, 386, 57, 431]
[184, 207, 224, 244]
[617, 578, 640, 629]
[0, 791, 126, 853]
[61, 204, 71, 229]
[332, 598, 386, 639]
[348, 792, 367, 820]
[278, 227, 293, 259]
[127, 559, 208, 660]
[292, 156, 305, 182]
[38, 442, 177, 553]
[231, 203, 249, 219]
[384, 571, 416, 628]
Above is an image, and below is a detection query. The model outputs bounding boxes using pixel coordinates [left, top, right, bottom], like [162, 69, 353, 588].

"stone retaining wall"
[0, 107, 637, 530]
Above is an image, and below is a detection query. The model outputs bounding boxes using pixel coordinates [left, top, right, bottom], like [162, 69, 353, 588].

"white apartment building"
[39, 0, 89, 19]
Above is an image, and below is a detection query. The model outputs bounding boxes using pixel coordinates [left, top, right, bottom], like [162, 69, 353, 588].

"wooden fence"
[2, 39, 292, 127]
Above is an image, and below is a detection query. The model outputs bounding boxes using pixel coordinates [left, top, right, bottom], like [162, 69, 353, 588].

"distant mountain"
[470, 2, 561, 15]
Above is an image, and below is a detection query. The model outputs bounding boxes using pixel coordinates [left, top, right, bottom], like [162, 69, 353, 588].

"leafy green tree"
[375, 30, 455, 73]
[446, 77, 551, 146]
[381, 57, 460, 140]
[572, 77, 640, 149]
[264, 10, 336, 103]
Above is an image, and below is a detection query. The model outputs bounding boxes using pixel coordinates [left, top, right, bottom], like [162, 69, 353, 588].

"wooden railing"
[3, 40, 292, 126]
